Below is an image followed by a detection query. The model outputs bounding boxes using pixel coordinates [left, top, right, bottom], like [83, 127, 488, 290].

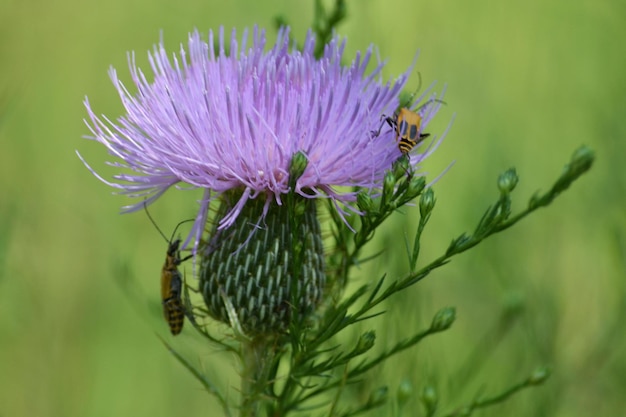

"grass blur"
[0, 0, 623, 416]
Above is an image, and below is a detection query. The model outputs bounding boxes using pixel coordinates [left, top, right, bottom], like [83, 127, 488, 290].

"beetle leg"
[177, 253, 193, 265]
[370, 114, 396, 138]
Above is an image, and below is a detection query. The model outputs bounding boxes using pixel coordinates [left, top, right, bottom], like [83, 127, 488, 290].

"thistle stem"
[240, 336, 277, 417]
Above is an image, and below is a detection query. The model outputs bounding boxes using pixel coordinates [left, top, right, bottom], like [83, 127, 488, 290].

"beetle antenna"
[144, 201, 169, 242]
[401, 72, 423, 108]
[143, 201, 194, 244]
[416, 97, 447, 111]
[168, 218, 195, 245]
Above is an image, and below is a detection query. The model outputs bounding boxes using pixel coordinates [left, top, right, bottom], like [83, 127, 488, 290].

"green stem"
[240, 336, 278, 417]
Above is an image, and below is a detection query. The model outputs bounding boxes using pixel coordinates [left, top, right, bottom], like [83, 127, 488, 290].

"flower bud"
[368, 386, 389, 406]
[357, 192, 374, 213]
[381, 171, 396, 208]
[569, 145, 594, 176]
[419, 188, 435, 218]
[288, 151, 309, 187]
[406, 176, 426, 200]
[420, 385, 438, 414]
[430, 307, 456, 331]
[393, 155, 410, 179]
[497, 168, 518, 194]
[200, 193, 325, 335]
[355, 330, 376, 353]
[552, 145, 595, 195]
[397, 380, 413, 406]
[528, 366, 551, 385]
[502, 291, 525, 315]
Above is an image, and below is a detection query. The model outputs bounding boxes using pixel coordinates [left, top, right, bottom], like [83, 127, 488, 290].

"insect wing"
[396, 108, 429, 154]
[162, 271, 185, 335]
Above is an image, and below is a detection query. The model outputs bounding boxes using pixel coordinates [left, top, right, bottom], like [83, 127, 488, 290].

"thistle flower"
[78, 26, 449, 334]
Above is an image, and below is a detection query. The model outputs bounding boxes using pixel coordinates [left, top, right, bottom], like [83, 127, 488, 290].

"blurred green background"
[1, 0, 624, 416]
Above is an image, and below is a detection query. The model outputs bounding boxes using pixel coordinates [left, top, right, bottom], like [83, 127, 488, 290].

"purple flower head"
[78, 27, 449, 253]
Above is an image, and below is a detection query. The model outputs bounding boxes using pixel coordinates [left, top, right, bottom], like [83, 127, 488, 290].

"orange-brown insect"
[390, 108, 430, 154]
[371, 106, 431, 154]
[371, 75, 443, 154]
[145, 205, 193, 335]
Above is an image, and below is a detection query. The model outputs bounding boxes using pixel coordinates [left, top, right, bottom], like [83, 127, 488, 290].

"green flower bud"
[502, 291, 525, 315]
[368, 386, 389, 406]
[405, 177, 426, 200]
[528, 192, 541, 210]
[568, 145, 595, 177]
[528, 366, 551, 385]
[357, 192, 374, 213]
[431, 307, 456, 331]
[497, 168, 518, 194]
[381, 171, 396, 208]
[552, 146, 595, 195]
[397, 380, 413, 406]
[199, 191, 325, 335]
[419, 188, 435, 218]
[355, 330, 376, 353]
[289, 151, 309, 187]
[420, 385, 438, 414]
[393, 154, 410, 178]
